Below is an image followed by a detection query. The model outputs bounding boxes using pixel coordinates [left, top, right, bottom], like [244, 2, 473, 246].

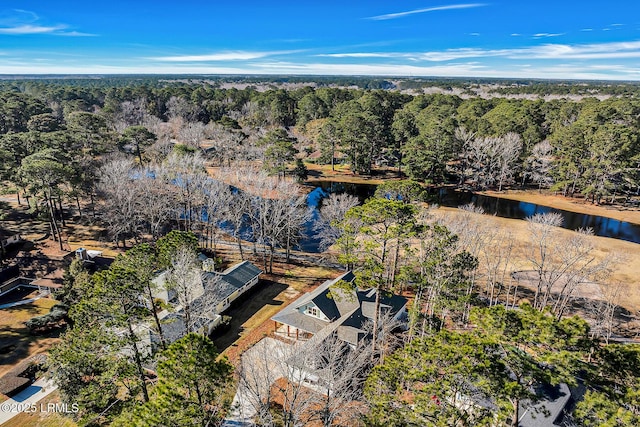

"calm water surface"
[306, 181, 640, 246]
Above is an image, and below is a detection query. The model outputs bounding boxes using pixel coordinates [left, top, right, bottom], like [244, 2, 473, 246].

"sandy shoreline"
[303, 164, 640, 225]
[432, 206, 640, 317]
[479, 189, 640, 226]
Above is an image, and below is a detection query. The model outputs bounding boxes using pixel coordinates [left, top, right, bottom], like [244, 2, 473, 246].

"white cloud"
[3, 59, 640, 81]
[253, 60, 489, 76]
[367, 3, 487, 21]
[418, 48, 511, 61]
[580, 28, 593, 32]
[317, 52, 402, 58]
[532, 33, 564, 38]
[511, 33, 521, 36]
[519, 40, 640, 60]
[55, 31, 97, 37]
[149, 50, 299, 62]
[11, 9, 39, 22]
[323, 40, 640, 62]
[0, 10, 94, 36]
[0, 24, 67, 34]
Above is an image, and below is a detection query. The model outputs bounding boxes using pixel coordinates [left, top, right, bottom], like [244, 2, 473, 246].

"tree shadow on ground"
[210, 280, 288, 353]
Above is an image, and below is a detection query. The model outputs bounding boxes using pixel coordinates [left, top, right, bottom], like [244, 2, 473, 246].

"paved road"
[0, 378, 58, 425]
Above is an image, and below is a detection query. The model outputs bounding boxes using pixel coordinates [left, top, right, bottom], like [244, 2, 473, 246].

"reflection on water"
[438, 189, 640, 244]
[309, 181, 378, 204]
[206, 180, 640, 254]
[306, 182, 640, 245]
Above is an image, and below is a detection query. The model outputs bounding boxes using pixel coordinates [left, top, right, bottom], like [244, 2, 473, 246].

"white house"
[271, 271, 408, 347]
[149, 260, 262, 349]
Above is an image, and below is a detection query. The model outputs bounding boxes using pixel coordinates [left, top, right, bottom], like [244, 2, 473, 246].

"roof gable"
[291, 271, 355, 320]
[310, 290, 340, 320]
[271, 271, 407, 346]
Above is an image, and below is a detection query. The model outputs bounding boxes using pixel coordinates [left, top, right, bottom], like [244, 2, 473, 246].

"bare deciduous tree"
[97, 157, 141, 247]
[237, 334, 374, 427]
[482, 228, 515, 307]
[177, 122, 207, 149]
[314, 193, 360, 251]
[111, 98, 150, 132]
[306, 336, 372, 427]
[204, 122, 245, 167]
[201, 178, 231, 256]
[524, 139, 555, 190]
[496, 132, 523, 191]
[524, 212, 611, 317]
[524, 212, 565, 310]
[158, 152, 208, 233]
[166, 96, 199, 123]
[588, 281, 626, 344]
[237, 337, 316, 427]
[463, 133, 523, 191]
[166, 246, 205, 334]
[453, 127, 476, 187]
[136, 170, 174, 239]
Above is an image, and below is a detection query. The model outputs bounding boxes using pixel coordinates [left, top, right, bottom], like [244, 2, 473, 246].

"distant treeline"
[3, 74, 640, 95]
[1, 79, 639, 207]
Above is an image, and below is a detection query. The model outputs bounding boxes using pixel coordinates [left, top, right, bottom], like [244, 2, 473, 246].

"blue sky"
[2, 1, 640, 80]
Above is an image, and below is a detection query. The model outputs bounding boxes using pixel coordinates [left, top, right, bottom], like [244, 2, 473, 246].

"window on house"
[307, 306, 318, 317]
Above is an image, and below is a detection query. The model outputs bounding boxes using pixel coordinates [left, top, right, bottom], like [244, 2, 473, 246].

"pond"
[298, 181, 379, 252]
[305, 181, 640, 245]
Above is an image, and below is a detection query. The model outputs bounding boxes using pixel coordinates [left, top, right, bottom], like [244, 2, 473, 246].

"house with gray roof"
[146, 259, 262, 351]
[457, 378, 573, 426]
[517, 382, 572, 427]
[271, 271, 407, 347]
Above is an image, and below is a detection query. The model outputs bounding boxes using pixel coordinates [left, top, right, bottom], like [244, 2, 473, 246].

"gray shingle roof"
[519, 383, 571, 427]
[358, 290, 407, 319]
[271, 310, 329, 334]
[331, 284, 360, 317]
[272, 271, 408, 347]
[272, 271, 355, 331]
[154, 260, 262, 345]
[159, 313, 186, 344]
[337, 325, 366, 346]
[191, 260, 262, 314]
[202, 273, 236, 307]
[220, 260, 262, 289]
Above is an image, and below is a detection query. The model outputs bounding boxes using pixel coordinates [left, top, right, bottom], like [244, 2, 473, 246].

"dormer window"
[307, 306, 319, 317]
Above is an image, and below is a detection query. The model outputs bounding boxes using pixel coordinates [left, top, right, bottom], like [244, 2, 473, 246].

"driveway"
[223, 337, 293, 426]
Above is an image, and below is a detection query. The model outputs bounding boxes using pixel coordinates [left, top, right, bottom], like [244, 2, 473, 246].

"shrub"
[25, 303, 69, 335]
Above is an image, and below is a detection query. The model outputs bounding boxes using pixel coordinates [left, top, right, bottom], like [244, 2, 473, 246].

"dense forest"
[1, 76, 640, 426]
[2, 76, 639, 209]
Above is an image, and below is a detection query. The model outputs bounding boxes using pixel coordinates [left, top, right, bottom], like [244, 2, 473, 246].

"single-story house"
[149, 259, 262, 349]
[271, 271, 407, 347]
